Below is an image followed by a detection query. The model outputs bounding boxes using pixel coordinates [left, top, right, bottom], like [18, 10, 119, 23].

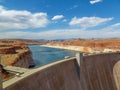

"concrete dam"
[1, 52, 120, 90]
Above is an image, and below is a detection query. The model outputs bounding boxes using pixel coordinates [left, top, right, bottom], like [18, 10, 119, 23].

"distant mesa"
[46, 38, 120, 52]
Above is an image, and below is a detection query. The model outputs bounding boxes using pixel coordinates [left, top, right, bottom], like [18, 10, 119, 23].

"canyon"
[0, 39, 40, 80]
[46, 38, 120, 53]
[0, 39, 49, 67]
[0, 44, 34, 68]
[1, 38, 120, 67]
[0, 38, 120, 90]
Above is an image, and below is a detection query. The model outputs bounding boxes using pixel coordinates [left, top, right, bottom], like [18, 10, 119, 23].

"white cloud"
[110, 23, 120, 28]
[0, 5, 49, 30]
[62, 19, 67, 22]
[69, 16, 113, 28]
[69, 5, 79, 10]
[0, 23, 120, 39]
[102, 23, 120, 31]
[90, 0, 102, 4]
[52, 15, 64, 20]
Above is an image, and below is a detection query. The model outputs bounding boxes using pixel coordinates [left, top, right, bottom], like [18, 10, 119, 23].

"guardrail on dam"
[1, 52, 120, 90]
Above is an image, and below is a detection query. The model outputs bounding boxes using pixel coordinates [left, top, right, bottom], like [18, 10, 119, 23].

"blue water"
[29, 45, 76, 67]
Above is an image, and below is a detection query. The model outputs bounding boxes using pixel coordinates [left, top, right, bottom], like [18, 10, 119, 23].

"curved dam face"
[3, 58, 81, 90]
[2, 52, 120, 90]
[80, 52, 120, 90]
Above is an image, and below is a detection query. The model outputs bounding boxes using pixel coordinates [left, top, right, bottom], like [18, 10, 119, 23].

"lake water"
[29, 45, 76, 67]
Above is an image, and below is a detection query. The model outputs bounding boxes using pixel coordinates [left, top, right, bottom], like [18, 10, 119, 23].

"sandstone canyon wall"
[0, 45, 35, 68]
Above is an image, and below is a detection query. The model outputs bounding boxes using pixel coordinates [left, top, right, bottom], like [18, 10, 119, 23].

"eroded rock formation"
[46, 38, 120, 53]
[0, 47, 16, 54]
[0, 45, 35, 68]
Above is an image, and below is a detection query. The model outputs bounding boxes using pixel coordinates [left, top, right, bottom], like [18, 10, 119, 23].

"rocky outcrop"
[0, 45, 35, 68]
[14, 50, 35, 68]
[0, 47, 16, 54]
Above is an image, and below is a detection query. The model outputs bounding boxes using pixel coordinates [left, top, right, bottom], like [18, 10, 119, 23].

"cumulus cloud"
[1, 23, 120, 39]
[52, 15, 64, 20]
[110, 23, 120, 28]
[69, 16, 113, 28]
[0, 5, 49, 30]
[90, 0, 102, 4]
[102, 23, 120, 31]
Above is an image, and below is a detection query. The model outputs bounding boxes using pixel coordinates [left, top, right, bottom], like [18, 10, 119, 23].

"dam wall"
[80, 52, 120, 90]
[2, 52, 120, 90]
[3, 58, 81, 90]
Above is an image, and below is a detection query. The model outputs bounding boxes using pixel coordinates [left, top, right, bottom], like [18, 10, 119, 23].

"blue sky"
[0, 0, 120, 39]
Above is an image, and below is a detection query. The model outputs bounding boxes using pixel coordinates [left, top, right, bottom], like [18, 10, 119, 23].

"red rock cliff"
[0, 45, 35, 68]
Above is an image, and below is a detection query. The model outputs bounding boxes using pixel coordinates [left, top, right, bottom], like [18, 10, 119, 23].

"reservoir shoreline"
[41, 44, 93, 53]
[41, 44, 119, 53]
